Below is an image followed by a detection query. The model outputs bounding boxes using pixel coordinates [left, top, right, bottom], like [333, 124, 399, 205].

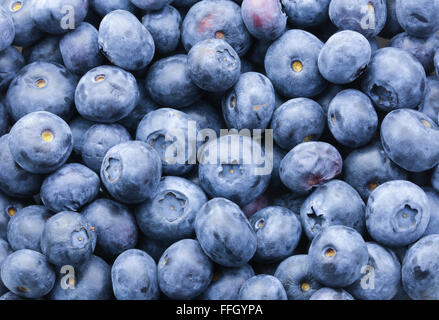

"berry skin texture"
[318, 30, 372, 85]
[98, 10, 155, 71]
[265, 29, 327, 98]
[241, 0, 286, 41]
[361, 47, 427, 113]
[366, 180, 430, 247]
[187, 38, 241, 92]
[402, 235, 439, 300]
[380, 109, 439, 173]
[395, 0, 439, 38]
[308, 225, 369, 288]
[195, 198, 257, 267]
[327, 89, 378, 148]
[1, 249, 55, 299]
[8, 111, 73, 174]
[279, 142, 343, 194]
[100, 141, 162, 205]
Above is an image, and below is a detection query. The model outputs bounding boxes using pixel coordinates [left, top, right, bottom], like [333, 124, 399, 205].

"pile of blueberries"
[0, 0, 439, 301]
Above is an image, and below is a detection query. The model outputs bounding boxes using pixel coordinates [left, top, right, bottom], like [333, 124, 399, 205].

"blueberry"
[69, 116, 95, 155]
[7, 205, 50, 252]
[309, 287, 354, 300]
[0, 191, 25, 239]
[222, 72, 275, 130]
[301, 180, 365, 240]
[187, 38, 241, 92]
[379, 0, 403, 39]
[274, 254, 323, 300]
[265, 29, 327, 98]
[111, 249, 158, 300]
[271, 98, 325, 150]
[389, 32, 439, 73]
[90, 0, 137, 16]
[347, 242, 401, 300]
[344, 141, 408, 201]
[281, 0, 330, 28]
[59, 22, 104, 76]
[327, 89, 378, 148]
[366, 180, 430, 247]
[0, 7, 14, 51]
[75, 65, 139, 123]
[279, 142, 342, 194]
[6, 62, 77, 122]
[81, 124, 131, 172]
[238, 275, 287, 300]
[249, 206, 302, 263]
[182, 0, 252, 56]
[361, 48, 426, 112]
[424, 188, 439, 236]
[100, 141, 162, 204]
[8, 111, 73, 174]
[142, 5, 182, 55]
[136, 108, 198, 176]
[1, 249, 55, 298]
[318, 31, 372, 84]
[98, 10, 155, 71]
[32, 0, 89, 35]
[419, 76, 439, 125]
[22, 35, 64, 65]
[309, 225, 369, 287]
[146, 54, 202, 108]
[0, 134, 43, 198]
[41, 163, 100, 212]
[2, 0, 43, 47]
[241, 0, 286, 40]
[329, 0, 387, 38]
[0, 46, 24, 92]
[158, 239, 213, 300]
[395, 0, 439, 38]
[49, 255, 112, 300]
[198, 135, 271, 207]
[83, 199, 138, 259]
[195, 198, 257, 267]
[41, 211, 97, 267]
[380, 109, 439, 172]
[200, 264, 255, 300]
[136, 176, 207, 241]
[402, 234, 439, 299]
